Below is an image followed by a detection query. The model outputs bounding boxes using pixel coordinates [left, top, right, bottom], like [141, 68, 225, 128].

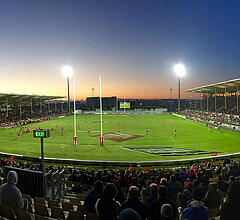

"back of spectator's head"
[131, 177, 138, 186]
[182, 189, 193, 201]
[207, 182, 218, 194]
[217, 174, 223, 182]
[185, 181, 193, 191]
[149, 183, 158, 195]
[158, 185, 168, 199]
[160, 178, 167, 185]
[103, 183, 117, 200]
[118, 208, 142, 220]
[228, 181, 240, 203]
[192, 186, 205, 201]
[7, 171, 18, 185]
[160, 203, 173, 219]
[170, 175, 176, 181]
[128, 186, 140, 200]
[94, 180, 103, 192]
[193, 179, 200, 187]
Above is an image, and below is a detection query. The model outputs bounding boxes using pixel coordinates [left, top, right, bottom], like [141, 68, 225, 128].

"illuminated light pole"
[174, 64, 186, 112]
[62, 66, 73, 113]
[62, 66, 77, 146]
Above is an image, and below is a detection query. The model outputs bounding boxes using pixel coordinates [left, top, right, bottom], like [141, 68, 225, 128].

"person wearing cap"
[179, 186, 208, 220]
[0, 171, 26, 211]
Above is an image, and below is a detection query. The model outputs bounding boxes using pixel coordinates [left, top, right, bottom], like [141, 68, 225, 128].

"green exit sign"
[33, 130, 50, 138]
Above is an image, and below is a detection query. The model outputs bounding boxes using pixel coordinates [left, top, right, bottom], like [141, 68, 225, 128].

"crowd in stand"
[0, 156, 240, 219]
[62, 157, 240, 219]
[0, 112, 65, 128]
[182, 110, 240, 127]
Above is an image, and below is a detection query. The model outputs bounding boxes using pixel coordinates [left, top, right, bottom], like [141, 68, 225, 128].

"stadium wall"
[1, 151, 240, 168]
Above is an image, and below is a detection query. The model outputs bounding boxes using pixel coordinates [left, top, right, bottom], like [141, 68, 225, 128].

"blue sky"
[0, 0, 240, 99]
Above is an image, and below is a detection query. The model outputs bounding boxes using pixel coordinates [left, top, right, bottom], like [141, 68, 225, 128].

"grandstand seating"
[0, 156, 239, 219]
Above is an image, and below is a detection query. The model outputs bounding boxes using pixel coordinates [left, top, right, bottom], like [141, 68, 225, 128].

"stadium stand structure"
[0, 93, 65, 116]
[186, 78, 240, 113]
[0, 93, 65, 128]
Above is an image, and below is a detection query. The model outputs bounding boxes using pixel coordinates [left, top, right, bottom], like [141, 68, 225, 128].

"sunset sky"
[1, 0, 240, 100]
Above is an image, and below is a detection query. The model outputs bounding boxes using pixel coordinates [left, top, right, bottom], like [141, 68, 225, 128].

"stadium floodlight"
[174, 64, 185, 78]
[62, 65, 77, 146]
[62, 66, 73, 113]
[62, 65, 73, 78]
[174, 63, 186, 112]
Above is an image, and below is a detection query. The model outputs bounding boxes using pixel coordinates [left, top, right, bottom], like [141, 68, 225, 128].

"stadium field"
[0, 114, 239, 161]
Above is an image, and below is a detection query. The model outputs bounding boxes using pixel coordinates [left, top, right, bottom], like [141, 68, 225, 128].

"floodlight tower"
[62, 65, 77, 146]
[174, 64, 186, 112]
[91, 88, 95, 97]
[62, 66, 73, 113]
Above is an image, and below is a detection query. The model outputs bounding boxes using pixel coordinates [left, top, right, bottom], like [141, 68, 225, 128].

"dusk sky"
[1, 0, 240, 100]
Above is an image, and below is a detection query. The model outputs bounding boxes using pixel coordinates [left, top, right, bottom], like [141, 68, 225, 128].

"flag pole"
[99, 75, 104, 146]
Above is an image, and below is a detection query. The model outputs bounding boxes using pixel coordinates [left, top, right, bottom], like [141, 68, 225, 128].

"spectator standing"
[179, 186, 208, 220]
[148, 185, 178, 220]
[205, 182, 223, 210]
[217, 174, 228, 195]
[68, 169, 79, 182]
[220, 181, 240, 220]
[169, 175, 183, 204]
[145, 183, 158, 208]
[121, 186, 147, 220]
[177, 189, 193, 211]
[84, 180, 104, 213]
[0, 171, 26, 211]
[95, 183, 121, 220]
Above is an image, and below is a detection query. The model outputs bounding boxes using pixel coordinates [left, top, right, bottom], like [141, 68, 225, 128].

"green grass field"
[0, 114, 239, 161]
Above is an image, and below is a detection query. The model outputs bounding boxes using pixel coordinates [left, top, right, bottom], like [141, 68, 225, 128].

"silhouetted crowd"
[1, 156, 240, 219]
[61, 157, 240, 219]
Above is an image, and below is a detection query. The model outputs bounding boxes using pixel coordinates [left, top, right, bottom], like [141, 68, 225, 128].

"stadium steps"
[21, 192, 88, 220]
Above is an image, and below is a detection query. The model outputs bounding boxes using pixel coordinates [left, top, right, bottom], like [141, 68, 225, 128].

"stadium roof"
[0, 93, 65, 104]
[185, 78, 240, 94]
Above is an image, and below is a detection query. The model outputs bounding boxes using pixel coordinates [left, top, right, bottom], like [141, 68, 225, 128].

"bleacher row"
[0, 183, 223, 220]
[0, 191, 98, 220]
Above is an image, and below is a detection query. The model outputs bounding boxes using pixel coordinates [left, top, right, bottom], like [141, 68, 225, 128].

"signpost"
[33, 129, 50, 198]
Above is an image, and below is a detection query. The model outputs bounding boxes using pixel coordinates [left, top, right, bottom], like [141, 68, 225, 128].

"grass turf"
[0, 114, 239, 161]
